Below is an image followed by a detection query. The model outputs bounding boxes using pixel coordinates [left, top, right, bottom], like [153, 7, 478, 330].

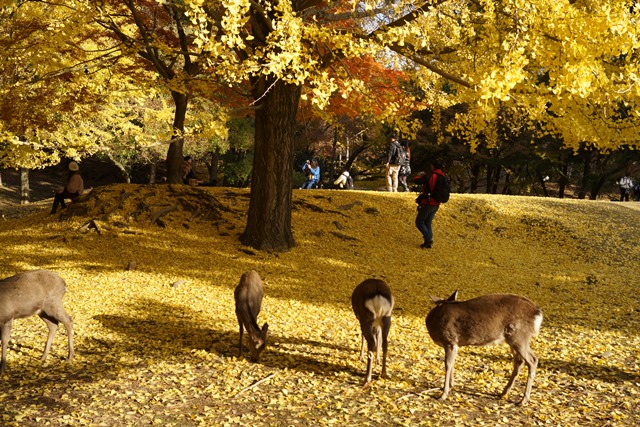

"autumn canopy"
[1, 0, 639, 249]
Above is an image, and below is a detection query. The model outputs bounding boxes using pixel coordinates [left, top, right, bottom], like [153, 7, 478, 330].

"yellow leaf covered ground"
[0, 185, 638, 426]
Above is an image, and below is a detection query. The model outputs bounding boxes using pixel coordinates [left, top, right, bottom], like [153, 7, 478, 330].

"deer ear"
[429, 295, 442, 304]
[261, 323, 269, 335]
[447, 291, 458, 302]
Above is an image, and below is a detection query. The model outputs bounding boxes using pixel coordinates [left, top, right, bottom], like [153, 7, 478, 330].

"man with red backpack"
[414, 159, 449, 249]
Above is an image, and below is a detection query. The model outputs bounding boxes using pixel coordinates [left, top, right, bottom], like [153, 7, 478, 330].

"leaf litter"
[0, 184, 638, 426]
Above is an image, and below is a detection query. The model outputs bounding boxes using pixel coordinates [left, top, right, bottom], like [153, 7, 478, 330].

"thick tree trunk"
[241, 79, 301, 251]
[20, 168, 29, 204]
[166, 91, 188, 184]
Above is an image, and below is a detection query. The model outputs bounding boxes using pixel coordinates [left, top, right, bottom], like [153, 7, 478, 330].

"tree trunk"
[470, 162, 480, 193]
[558, 158, 569, 198]
[578, 149, 592, 199]
[149, 160, 157, 184]
[241, 78, 301, 251]
[590, 177, 605, 200]
[107, 156, 131, 184]
[502, 170, 511, 195]
[20, 168, 29, 204]
[536, 170, 549, 197]
[166, 91, 188, 184]
[330, 128, 338, 180]
[207, 148, 220, 185]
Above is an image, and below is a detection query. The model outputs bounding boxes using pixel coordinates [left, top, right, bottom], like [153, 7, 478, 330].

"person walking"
[619, 175, 633, 201]
[413, 159, 446, 248]
[385, 135, 404, 192]
[50, 161, 84, 214]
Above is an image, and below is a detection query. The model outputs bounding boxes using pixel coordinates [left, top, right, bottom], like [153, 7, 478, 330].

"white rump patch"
[365, 295, 393, 319]
[533, 312, 543, 335]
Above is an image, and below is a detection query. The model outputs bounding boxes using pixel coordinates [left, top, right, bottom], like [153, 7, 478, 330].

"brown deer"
[426, 291, 542, 405]
[1, 270, 74, 374]
[351, 278, 394, 385]
[234, 270, 268, 362]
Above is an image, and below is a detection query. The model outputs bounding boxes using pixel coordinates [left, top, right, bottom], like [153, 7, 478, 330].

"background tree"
[178, 0, 640, 250]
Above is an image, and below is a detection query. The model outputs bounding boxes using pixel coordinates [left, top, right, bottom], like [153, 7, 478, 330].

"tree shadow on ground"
[93, 298, 361, 379]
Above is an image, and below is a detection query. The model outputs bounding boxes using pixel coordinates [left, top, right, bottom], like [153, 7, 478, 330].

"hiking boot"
[420, 241, 433, 249]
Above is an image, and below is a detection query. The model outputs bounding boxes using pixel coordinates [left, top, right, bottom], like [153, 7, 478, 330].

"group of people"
[300, 159, 353, 190]
[618, 175, 640, 202]
[49, 145, 442, 249]
[385, 134, 445, 249]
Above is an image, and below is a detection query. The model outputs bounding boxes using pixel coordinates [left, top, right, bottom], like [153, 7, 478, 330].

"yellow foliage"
[0, 185, 638, 425]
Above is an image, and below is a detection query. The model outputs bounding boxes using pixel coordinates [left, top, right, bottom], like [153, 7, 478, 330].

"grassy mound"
[1, 184, 638, 426]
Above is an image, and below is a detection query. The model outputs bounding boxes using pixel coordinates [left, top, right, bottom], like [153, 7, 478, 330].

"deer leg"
[45, 309, 74, 362]
[375, 326, 383, 365]
[362, 322, 377, 385]
[39, 314, 60, 361]
[520, 347, 538, 406]
[58, 312, 74, 362]
[380, 316, 391, 379]
[440, 344, 458, 401]
[359, 334, 365, 361]
[501, 349, 524, 399]
[237, 319, 244, 358]
[1, 321, 12, 374]
[64, 317, 74, 362]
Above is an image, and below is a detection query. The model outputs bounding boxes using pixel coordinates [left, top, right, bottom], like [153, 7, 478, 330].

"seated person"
[51, 161, 84, 214]
[332, 170, 353, 189]
[181, 156, 202, 186]
[301, 159, 320, 189]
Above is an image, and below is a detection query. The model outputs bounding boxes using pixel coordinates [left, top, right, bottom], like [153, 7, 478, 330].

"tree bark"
[166, 91, 188, 184]
[207, 148, 220, 185]
[241, 78, 301, 251]
[20, 168, 29, 204]
[330, 128, 338, 180]
[536, 170, 549, 197]
[558, 158, 569, 198]
[469, 162, 480, 193]
[149, 160, 157, 184]
[578, 149, 592, 199]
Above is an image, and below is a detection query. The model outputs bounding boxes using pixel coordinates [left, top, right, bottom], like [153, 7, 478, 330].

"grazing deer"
[351, 278, 394, 385]
[426, 291, 542, 405]
[0, 270, 74, 374]
[234, 270, 268, 362]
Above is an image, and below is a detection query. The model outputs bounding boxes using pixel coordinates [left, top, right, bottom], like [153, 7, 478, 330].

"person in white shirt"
[619, 175, 633, 202]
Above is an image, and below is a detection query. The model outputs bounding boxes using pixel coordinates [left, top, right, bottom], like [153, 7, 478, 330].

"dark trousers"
[620, 188, 630, 202]
[51, 190, 79, 213]
[415, 204, 439, 244]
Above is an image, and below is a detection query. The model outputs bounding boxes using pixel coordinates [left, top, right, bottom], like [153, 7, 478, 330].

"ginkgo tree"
[2, 0, 639, 252]
[0, 0, 174, 169]
[177, 0, 640, 251]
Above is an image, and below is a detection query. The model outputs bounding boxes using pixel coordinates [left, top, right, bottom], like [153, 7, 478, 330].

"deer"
[1, 270, 74, 374]
[425, 291, 543, 405]
[351, 278, 394, 385]
[234, 270, 268, 362]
